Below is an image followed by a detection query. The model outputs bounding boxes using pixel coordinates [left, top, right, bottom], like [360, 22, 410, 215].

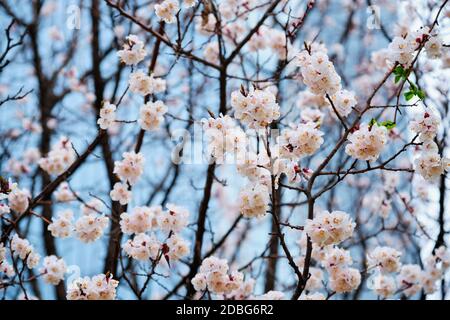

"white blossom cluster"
[117, 34, 147, 65]
[128, 70, 166, 96]
[120, 204, 190, 264]
[11, 234, 40, 269]
[202, 114, 247, 162]
[415, 150, 449, 181]
[297, 89, 329, 109]
[329, 89, 357, 117]
[74, 209, 109, 243]
[297, 49, 341, 96]
[191, 256, 246, 296]
[235, 151, 262, 180]
[110, 182, 131, 205]
[138, 100, 168, 131]
[66, 273, 119, 300]
[296, 47, 359, 125]
[387, 27, 443, 67]
[278, 122, 324, 160]
[387, 36, 419, 68]
[305, 210, 355, 246]
[155, 0, 179, 24]
[410, 110, 440, 142]
[39, 255, 67, 285]
[38, 136, 76, 175]
[97, 101, 117, 130]
[365, 245, 450, 298]
[121, 203, 190, 235]
[44, 199, 110, 243]
[411, 110, 450, 181]
[113, 151, 145, 185]
[238, 182, 270, 218]
[226, 278, 256, 300]
[425, 35, 444, 59]
[5, 220, 94, 287]
[123, 233, 160, 261]
[231, 87, 280, 129]
[166, 233, 190, 261]
[0, 242, 14, 277]
[158, 203, 190, 233]
[367, 246, 402, 273]
[7, 184, 29, 214]
[120, 205, 160, 234]
[296, 240, 361, 295]
[328, 266, 361, 294]
[369, 273, 397, 298]
[396, 264, 423, 297]
[48, 209, 74, 238]
[421, 246, 450, 295]
[345, 123, 388, 162]
[54, 181, 76, 202]
[300, 107, 324, 124]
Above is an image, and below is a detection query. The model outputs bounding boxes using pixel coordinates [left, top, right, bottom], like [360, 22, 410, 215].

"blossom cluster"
[365, 245, 450, 298]
[48, 209, 74, 238]
[304, 210, 355, 246]
[138, 100, 168, 131]
[0, 242, 14, 277]
[54, 182, 76, 202]
[296, 238, 361, 295]
[97, 101, 117, 130]
[117, 34, 147, 65]
[39, 255, 67, 285]
[66, 273, 119, 300]
[277, 122, 324, 160]
[191, 256, 246, 296]
[411, 111, 449, 181]
[231, 87, 280, 129]
[74, 209, 109, 243]
[387, 27, 443, 67]
[155, 0, 179, 24]
[48, 199, 109, 243]
[38, 136, 76, 175]
[345, 123, 388, 162]
[367, 246, 402, 273]
[128, 70, 166, 97]
[329, 89, 357, 118]
[2, 238, 69, 287]
[113, 151, 145, 186]
[11, 234, 40, 269]
[238, 182, 270, 218]
[120, 204, 190, 264]
[202, 114, 247, 162]
[297, 49, 341, 96]
[7, 184, 30, 214]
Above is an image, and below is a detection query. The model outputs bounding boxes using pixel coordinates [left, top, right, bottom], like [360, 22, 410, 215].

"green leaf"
[380, 120, 396, 129]
[417, 90, 426, 100]
[394, 65, 405, 76]
[394, 75, 402, 83]
[409, 83, 417, 92]
[369, 118, 378, 126]
[404, 91, 414, 101]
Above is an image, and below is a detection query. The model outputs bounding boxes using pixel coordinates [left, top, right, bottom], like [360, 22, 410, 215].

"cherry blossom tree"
[0, 0, 450, 300]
